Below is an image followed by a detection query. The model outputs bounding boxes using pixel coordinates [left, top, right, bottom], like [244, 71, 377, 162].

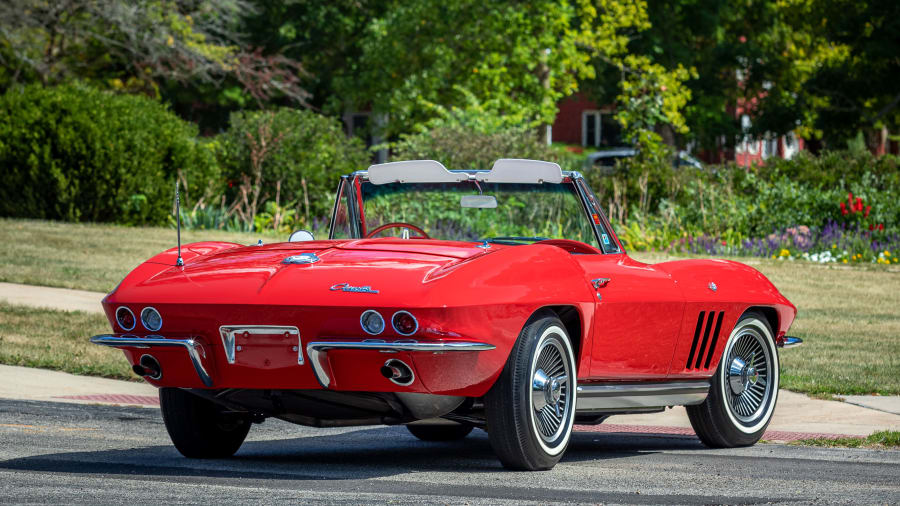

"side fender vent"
[686, 311, 725, 370]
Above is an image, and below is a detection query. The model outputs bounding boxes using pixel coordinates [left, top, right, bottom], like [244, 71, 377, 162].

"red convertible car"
[92, 159, 800, 470]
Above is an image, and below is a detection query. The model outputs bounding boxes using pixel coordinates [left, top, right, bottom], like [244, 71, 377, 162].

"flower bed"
[681, 222, 898, 264]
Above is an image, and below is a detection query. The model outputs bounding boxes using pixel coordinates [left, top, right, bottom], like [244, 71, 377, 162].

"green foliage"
[601, 150, 900, 253]
[0, 1, 308, 108]
[390, 105, 558, 172]
[0, 83, 219, 225]
[217, 108, 369, 219]
[334, 0, 693, 140]
[761, 0, 900, 146]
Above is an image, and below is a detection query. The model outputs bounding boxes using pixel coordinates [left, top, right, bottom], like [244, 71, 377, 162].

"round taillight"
[116, 306, 136, 331]
[360, 310, 385, 335]
[391, 311, 418, 336]
[140, 307, 162, 332]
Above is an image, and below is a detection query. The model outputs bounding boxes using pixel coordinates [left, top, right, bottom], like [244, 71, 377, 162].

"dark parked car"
[584, 147, 702, 175]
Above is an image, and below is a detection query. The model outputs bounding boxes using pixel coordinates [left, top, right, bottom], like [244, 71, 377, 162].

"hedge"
[0, 83, 218, 225]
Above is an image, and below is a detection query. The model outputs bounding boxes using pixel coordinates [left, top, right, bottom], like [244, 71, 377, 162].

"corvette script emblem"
[330, 283, 380, 294]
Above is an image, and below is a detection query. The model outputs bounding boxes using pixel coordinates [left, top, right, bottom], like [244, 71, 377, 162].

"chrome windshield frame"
[328, 168, 624, 254]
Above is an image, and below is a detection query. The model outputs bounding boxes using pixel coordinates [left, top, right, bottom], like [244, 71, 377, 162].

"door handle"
[591, 278, 611, 289]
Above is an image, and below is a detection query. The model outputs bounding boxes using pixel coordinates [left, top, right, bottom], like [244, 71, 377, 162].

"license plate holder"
[219, 325, 302, 367]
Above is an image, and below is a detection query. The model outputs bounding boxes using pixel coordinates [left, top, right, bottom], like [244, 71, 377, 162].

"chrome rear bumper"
[91, 334, 495, 390]
[306, 340, 496, 388]
[90, 334, 213, 387]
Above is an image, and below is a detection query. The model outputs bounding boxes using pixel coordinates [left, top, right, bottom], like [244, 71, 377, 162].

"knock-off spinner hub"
[728, 357, 759, 395]
[548, 378, 562, 404]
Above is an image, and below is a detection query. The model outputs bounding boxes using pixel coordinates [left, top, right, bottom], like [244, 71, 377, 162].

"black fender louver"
[686, 311, 725, 370]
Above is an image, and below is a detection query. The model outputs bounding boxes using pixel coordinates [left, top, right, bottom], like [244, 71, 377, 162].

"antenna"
[175, 181, 184, 267]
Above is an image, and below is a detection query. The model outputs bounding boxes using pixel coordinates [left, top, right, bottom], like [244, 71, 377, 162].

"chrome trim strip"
[218, 325, 302, 365]
[575, 381, 710, 412]
[90, 334, 213, 387]
[779, 336, 803, 348]
[305, 340, 496, 388]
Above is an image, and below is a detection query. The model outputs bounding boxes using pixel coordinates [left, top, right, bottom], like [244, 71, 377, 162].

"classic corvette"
[92, 159, 801, 470]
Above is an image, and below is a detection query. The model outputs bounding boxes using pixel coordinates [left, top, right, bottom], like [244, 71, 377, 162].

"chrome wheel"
[485, 313, 577, 470]
[688, 312, 780, 447]
[723, 326, 774, 426]
[529, 330, 572, 449]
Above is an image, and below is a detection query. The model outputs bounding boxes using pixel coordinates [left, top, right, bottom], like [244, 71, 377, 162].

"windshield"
[358, 180, 597, 246]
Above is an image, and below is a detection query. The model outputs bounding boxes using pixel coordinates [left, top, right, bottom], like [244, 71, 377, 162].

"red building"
[551, 93, 622, 148]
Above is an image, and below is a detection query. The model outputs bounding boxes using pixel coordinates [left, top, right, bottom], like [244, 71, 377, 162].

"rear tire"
[687, 311, 779, 447]
[159, 388, 251, 458]
[484, 311, 577, 470]
[406, 423, 473, 441]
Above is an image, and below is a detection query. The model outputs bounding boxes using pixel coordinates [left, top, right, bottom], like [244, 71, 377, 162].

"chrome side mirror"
[288, 230, 315, 242]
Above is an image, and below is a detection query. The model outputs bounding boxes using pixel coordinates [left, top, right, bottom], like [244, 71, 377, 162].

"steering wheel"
[366, 222, 430, 239]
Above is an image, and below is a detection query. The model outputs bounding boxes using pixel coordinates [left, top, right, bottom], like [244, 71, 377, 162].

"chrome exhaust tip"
[381, 359, 414, 386]
[139, 354, 162, 380]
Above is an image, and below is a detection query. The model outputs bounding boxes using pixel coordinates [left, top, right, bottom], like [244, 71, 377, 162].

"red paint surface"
[99, 175, 796, 399]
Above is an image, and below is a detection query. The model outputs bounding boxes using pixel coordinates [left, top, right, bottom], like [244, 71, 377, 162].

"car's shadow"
[0, 424, 707, 481]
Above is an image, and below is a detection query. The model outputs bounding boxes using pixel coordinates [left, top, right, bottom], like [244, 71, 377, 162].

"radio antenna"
[175, 181, 184, 267]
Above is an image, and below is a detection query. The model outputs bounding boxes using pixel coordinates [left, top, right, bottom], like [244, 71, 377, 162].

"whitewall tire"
[485, 311, 577, 470]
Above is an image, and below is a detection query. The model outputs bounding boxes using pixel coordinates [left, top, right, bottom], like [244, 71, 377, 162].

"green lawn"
[0, 302, 133, 380]
[1, 218, 898, 395]
[789, 430, 900, 449]
[0, 218, 280, 292]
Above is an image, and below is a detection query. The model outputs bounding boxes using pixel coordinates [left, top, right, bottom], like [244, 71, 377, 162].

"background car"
[584, 147, 703, 174]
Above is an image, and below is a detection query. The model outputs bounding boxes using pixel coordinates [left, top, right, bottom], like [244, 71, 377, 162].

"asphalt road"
[0, 399, 898, 504]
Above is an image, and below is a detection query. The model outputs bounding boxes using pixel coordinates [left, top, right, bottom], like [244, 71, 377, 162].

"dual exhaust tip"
[132, 354, 162, 380]
[135, 354, 413, 386]
[380, 359, 414, 386]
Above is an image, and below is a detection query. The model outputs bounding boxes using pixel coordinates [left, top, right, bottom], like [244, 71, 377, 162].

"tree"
[238, 0, 390, 114]
[0, 0, 308, 106]
[332, 0, 694, 141]
[761, 0, 900, 148]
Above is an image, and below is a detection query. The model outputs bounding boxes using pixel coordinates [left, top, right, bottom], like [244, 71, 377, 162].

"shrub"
[216, 108, 369, 225]
[0, 83, 218, 225]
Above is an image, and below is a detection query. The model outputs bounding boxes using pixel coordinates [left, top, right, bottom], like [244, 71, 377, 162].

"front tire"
[407, 423, 473, 441]
[687, 311, 779, 447]
[159, 388, 251, 458]
[485, 311, 577, 470]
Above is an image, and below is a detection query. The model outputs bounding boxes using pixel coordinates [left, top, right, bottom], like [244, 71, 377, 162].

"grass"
[1, 218, 898, 395]
[0, 302, 134, 380]
[789, 430, 900, 449]
[0, 218, 275, 293]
